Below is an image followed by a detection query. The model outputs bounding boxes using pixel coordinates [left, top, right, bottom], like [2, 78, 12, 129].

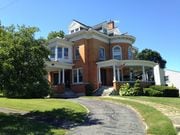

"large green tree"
[47, 30, 64, 40]
[0, 24, 50, 98]
[136, 49, 166, 68]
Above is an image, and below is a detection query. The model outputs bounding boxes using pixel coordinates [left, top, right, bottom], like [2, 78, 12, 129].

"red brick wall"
[71, 84, 85, 93]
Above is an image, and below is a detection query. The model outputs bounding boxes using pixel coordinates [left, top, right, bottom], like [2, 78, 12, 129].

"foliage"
[119, 83, 135, 96]
[133, 80, 143, 96]
[85, 83, 94, 96]
[110, 90, 119, 96]
[143, 88, 163, 96]
[101, 97, 176, 135]
[47, 30, 64, 40]
[143, 85, 179, 97]
[150, 85, 179, 97]
[136, 49, 167, 68]
[0, 24, 50, 98]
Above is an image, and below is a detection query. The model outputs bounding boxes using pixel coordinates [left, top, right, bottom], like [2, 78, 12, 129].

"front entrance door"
[65, 70, 71, 88]
[101, 69, 107, 86]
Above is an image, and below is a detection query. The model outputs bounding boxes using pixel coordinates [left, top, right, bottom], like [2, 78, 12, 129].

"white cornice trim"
[48, 37, 73, 47]
[45, 61, 74, 71]
[65, 29, 136, 44]
[96, 59, 157, 68]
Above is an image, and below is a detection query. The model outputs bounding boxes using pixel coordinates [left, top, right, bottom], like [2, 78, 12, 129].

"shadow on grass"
[0, 108, 102, 135]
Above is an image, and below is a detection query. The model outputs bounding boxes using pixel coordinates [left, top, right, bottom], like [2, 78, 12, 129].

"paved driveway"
[68, 98, 146, 135]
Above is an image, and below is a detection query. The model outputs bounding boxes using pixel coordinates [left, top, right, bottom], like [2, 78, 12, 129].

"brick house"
[45, 20, 163, 96]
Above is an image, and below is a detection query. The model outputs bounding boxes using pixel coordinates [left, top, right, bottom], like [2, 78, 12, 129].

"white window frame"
[73, 68, 83, 84]
[128, 46, 133, 60]
[99, 47, 105, 60]
[74, 46, 80, 60]
[112, 45, 122, 60]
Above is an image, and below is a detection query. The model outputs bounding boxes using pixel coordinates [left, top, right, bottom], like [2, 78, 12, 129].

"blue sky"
[0, 0, 180, 71]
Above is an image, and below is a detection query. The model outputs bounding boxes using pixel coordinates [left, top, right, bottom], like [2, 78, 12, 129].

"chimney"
[107, 20, 115, 30]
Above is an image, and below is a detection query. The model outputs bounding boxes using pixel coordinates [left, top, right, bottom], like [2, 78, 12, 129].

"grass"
[125, 96, 180, 109]
[100, 97, 177, 135]
[0, 98, 87, 135]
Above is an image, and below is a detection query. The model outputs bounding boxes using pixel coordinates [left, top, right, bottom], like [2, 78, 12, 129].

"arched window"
[128, 47, 133, 60]
[112, 46, 122, 60]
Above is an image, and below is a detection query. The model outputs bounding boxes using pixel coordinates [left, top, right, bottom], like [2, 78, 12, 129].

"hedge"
[143, 85, 179, 97]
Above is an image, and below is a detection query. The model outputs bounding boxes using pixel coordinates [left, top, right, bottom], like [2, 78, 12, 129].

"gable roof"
[73, 19, 90, 29]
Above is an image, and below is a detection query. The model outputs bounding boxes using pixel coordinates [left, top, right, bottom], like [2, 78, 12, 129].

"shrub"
[143, 88, 163, 96]
[145, 85, 179, 97]
[85, 83, 94, 96]
[133, 80, 143, 96]
[119, 83, 135, 96]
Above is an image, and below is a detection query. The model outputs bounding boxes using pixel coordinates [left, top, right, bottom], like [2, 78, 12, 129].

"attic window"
[75, 28, 79, 32]
[71, 30, 74, 33]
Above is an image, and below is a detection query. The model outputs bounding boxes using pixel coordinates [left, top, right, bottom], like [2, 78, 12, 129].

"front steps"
[93, 86, 115, 96]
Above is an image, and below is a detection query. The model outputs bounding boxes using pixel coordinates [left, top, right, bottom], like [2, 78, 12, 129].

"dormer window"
[71, 30, 74, 33]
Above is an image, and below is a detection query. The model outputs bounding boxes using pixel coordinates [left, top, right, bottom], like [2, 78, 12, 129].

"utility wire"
[0, 0, 19, 10]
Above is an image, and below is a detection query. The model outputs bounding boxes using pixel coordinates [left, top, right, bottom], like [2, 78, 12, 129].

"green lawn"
[125, 96, 180, 109]
[0, 98, 87, 135]
[100, 97, 177, 135]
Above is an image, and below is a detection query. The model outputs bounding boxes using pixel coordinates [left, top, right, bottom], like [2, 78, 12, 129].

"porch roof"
[45, 61, 74, 71]
[96, 59, 157, 68]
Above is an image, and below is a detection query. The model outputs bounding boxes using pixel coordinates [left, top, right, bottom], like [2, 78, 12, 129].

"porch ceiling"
[45, 61, 73, 71]
[96, 59, 157, 68]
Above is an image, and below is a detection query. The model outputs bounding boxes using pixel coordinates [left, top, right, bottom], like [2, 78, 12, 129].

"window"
[57, 47, 62, 58]
[99, 47, 105, 60]
[128, 47, 133, 60]
[50, 47, 55, 58]
[71, 30, 74, 33]
[53, 73, 59, 85]
[75, 28, 79, 32]
[73, 68, 83, 83]
[64, 48, 68, 59]
[165, 76, 169, 82]
[112, 46, 122, 60]
[75, 47, 80, 60]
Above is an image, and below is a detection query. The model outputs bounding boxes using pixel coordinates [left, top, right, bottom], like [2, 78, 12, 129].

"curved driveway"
[68, 98, 146, 135]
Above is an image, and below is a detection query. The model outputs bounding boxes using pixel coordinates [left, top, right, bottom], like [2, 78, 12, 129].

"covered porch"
[45, 61, 73, 94]
[96, 59, 158, 90]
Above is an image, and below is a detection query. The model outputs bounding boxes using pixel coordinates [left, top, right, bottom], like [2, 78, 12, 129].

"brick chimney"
[107, 20, 115, 30]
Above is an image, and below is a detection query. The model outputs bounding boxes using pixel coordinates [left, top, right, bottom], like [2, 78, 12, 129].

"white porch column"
[98, 67, 101, 83]
[58, 69, 61, 84]
[117, 68, 120, 81]
[62, 69, 65, 84]
[55, 46, 58, 61]
[142, 66, 146, 81]
[113, 64, 116, 82]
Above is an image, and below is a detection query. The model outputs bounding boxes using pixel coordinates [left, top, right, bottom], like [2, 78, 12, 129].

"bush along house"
[45, 20, 164, 96]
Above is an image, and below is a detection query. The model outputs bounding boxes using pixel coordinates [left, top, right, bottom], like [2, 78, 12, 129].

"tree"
[47, 30, 64, 40]
[0, 24, 50, 98]
[136, 49, 166, 68]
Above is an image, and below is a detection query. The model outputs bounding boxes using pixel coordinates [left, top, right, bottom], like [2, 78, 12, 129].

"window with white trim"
[50, 47, 55, 58]
[128, 47, 133, 60]
[64, 48, 68, 59]
[73, 68, 83, 83]
[57, 47, 62, 58]
[99, 47, 105, 60]
[112, 46, 122, 60]
[75, 46, 80, 60]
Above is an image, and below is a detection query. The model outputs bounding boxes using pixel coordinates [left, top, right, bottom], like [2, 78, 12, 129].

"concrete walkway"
[68, 98, 146, 135]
